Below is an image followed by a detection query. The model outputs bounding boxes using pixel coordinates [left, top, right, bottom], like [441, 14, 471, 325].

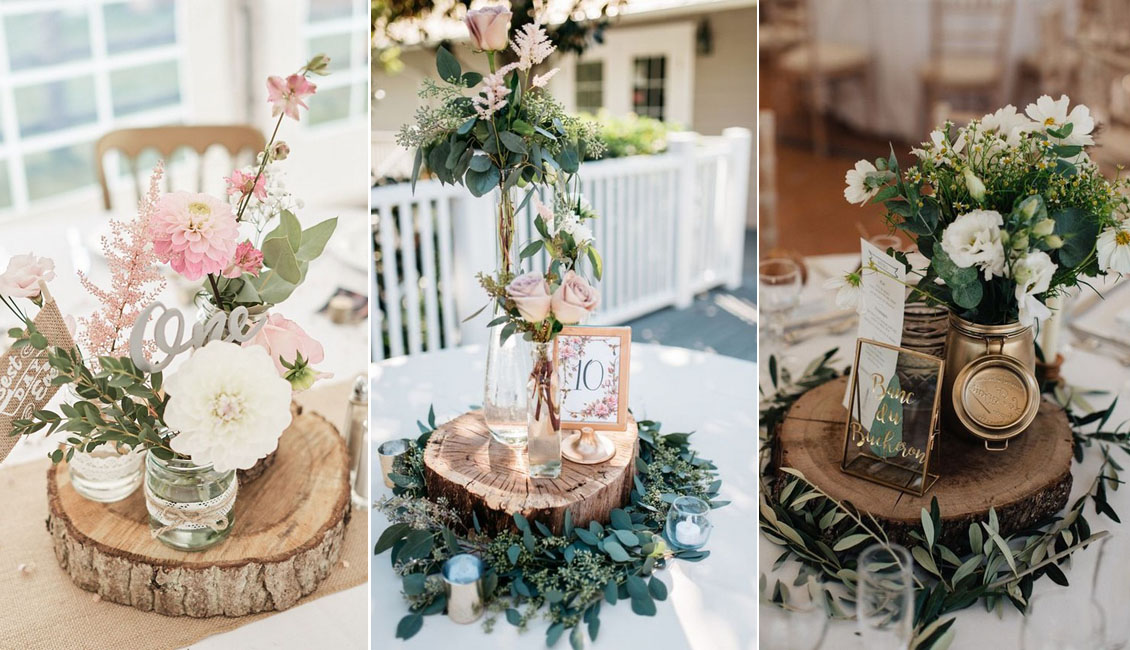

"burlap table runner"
[0, 377, 369, 650]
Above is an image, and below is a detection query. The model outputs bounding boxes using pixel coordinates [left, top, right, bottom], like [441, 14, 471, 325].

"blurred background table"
[370, 343, 757, 650]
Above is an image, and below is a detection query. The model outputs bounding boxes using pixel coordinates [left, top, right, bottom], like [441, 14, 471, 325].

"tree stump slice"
[46, 407, 351, 618]
[774, 377, 1073, 549]
[424, 411, 639, 536]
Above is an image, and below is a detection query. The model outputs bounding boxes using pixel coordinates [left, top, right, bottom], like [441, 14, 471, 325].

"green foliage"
[8, 323, 172, 460]
[375, 410, 725, 644]
[581, 111, 682, 160]
[759, 349, 1128, 649]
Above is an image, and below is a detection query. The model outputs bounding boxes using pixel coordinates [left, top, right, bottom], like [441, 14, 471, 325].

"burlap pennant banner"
[0, 292, 75, 465]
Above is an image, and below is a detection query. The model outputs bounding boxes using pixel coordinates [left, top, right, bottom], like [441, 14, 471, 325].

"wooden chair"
[773, 0, 872, 154]
[759, 0, 805, 58]
[1019, 1, 1078, 101]
[94, 125, 265, 210]
[920, 0, 1015, 135]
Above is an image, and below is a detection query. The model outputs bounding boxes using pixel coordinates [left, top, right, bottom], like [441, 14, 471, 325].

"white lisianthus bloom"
[823, 270, 862, 311]
[1098, 220, 1130, 274]
[940, 210, 1006, 279]
[1025, 94, 1095, 146]
[1012, 251, 1056, 326]
[164, 340, 294, 472]
[844, 159, 880, 205]
[980, 104, 1035, 147]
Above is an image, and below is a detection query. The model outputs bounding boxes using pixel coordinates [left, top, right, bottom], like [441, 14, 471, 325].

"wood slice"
[424, 411, 639, 535]
[46, 408, 351, 617]
[774, 377, 1073, 549]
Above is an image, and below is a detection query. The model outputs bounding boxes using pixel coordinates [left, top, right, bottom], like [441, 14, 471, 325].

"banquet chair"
[759, 0, 806, 59]
[773, 0, 872, 154]
[920, 0, 1016, 135]
[1019, 1, 1078, 100]
[94, 125, 266, 211]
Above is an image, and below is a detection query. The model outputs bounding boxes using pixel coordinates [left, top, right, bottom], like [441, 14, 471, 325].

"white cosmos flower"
[1012, 250, 1056, 326]
[913, 129, 965, 166]
[980, 104, 1035, 147]
[940, 210, 1006, 280]
[844, 159, 879, 205]
[1025, 94, 1095, 146]
[164, 340, 294, 472]
[823, 270, 862, 311]
[1098, 219, 1130, 274]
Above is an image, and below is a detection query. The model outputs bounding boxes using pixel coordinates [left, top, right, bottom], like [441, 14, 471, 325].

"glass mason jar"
[144, 451, 237, 551]
[196, 297, 269, 339]
[69, 444, 144, 503]
[483, 186, 530, 447]
[526, 341, 562, 479]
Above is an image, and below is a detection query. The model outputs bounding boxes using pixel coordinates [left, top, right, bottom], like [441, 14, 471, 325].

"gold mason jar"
[941, 313, 1040, 451]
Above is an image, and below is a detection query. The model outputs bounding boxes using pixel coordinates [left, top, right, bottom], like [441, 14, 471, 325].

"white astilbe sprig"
[473, 64, 517, 118]
[531, 67, 559, 88]
[511, 22, 555, 71]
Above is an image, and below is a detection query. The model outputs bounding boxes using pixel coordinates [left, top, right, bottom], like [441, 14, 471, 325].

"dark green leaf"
[396, 614, 423, 640]
[436, 46, 461, 83]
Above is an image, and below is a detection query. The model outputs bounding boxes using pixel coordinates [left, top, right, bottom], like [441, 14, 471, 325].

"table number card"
[843, 238, 908, 416]
[554, 326, 631, 431]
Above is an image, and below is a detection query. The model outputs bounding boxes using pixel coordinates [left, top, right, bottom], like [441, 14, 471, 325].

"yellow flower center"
[1117, 230, 1130, 246]
[211, 392, 245, 424]
[188, 202, 211, 216]
[1044, 117, 1057, 126]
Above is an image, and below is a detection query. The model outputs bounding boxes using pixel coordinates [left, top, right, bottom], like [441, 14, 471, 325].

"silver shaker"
[342, 375, 368, 498]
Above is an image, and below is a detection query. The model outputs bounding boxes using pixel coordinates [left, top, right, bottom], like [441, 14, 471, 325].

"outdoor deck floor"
[624, 229, 756, 362]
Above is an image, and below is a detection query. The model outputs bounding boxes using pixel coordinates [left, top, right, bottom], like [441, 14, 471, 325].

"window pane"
[25, 142, 94, 201]
[307, 85, 352, 125]
[0, 160, 11, 210]
[308, 33, 353, 73]
[111, 60, 181, 116]
[308, 0, 354, 21]
[632, 56, 666, 121]
[576, 61, 603, 112]
[15, 77, 98, 137]
[104, 0, 177, 54]
[5, 10, 91, 71]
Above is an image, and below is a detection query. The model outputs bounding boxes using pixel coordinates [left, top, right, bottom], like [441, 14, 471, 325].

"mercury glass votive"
[442, 553, 484, 624]
[377, 438, 410, 489]
[665, 495, 713, 550]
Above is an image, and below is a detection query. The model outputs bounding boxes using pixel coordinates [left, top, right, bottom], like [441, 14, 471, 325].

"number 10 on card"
[553, 326, 632, 431]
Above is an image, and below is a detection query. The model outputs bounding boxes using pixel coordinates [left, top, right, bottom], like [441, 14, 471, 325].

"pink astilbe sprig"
[510, 23, 555, 71]
[474, 63, 518, 119]
[78, 162, 168, 358]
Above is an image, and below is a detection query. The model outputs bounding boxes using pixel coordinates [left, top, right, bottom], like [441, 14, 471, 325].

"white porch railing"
[370, 127, 752, 361]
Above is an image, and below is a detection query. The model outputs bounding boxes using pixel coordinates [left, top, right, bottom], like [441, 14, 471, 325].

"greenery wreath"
[375, 408, 727, 648]
[759, 350, 1128, 649]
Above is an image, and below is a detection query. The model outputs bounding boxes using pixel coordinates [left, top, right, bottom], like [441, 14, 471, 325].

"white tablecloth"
[370, 343, 758, 650]
[759, 254, 1130, 648]
[814, 0, 1070, 141]
[0, 203, 370, 650]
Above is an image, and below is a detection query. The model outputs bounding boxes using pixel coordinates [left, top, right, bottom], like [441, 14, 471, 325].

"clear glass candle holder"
[145, 451, 237, 552]
[665, 495, 713, 550]
[69, 444, 144, 503]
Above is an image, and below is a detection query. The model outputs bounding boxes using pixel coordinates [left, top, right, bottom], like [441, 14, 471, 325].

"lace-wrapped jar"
[69, 444, 144, 503]
[144, 451, 237, 551]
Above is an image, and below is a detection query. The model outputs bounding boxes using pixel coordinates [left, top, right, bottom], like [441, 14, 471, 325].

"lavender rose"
[465, 6, 512, 52]
[0, 253, 55, 300]
[507, 272, 552, 322]
[551, 271, 600, 324]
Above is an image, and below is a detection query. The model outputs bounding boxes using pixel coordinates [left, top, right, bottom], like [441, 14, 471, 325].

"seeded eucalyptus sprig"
[376, 411, 725, 648]
[7, 322, 173, 462]
[760, 350, 1127, 650]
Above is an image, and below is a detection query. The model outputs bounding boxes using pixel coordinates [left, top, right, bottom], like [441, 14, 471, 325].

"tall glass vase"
[527, 341, 562, 479]
[484, 187, 530, 447]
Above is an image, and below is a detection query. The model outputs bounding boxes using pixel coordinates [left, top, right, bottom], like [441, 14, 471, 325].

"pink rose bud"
[0, 253, 55, 300]
[465, 6, 512, 52]
[243, 314, 331, 391]
[506, 271, 552, 323]
[551, 271, 600, 324]
[222, 240, 265, 278]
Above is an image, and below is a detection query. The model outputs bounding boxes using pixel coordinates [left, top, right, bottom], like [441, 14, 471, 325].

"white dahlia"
[164, 340, 293, 472]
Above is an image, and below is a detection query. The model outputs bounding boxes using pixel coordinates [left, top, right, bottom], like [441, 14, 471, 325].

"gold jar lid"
[952, 354, 1040, 443]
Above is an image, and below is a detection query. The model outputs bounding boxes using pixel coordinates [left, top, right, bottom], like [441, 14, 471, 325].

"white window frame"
[552, 21, 695, 126]
[0, 0, 189, 218]
[301, 0, 369, 131]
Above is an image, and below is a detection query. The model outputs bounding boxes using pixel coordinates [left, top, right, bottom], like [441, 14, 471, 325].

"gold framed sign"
[841, 338, 944, 496]
[553, 326, 631, 431]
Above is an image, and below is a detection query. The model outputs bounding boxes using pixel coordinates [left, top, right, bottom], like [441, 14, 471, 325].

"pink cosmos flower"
[243, 314, 331, 391]
[267, 74, 317, 121]
[222, 240, 264, 278]
[225, 169, 267, 201]
[0, 254, 55, 299]
[149, 191, 239, 281]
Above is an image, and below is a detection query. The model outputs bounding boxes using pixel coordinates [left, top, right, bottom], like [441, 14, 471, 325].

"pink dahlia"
[150, 192, 239, 281]
[267, 74, 317, 121]
[223, 240, 264, 278]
